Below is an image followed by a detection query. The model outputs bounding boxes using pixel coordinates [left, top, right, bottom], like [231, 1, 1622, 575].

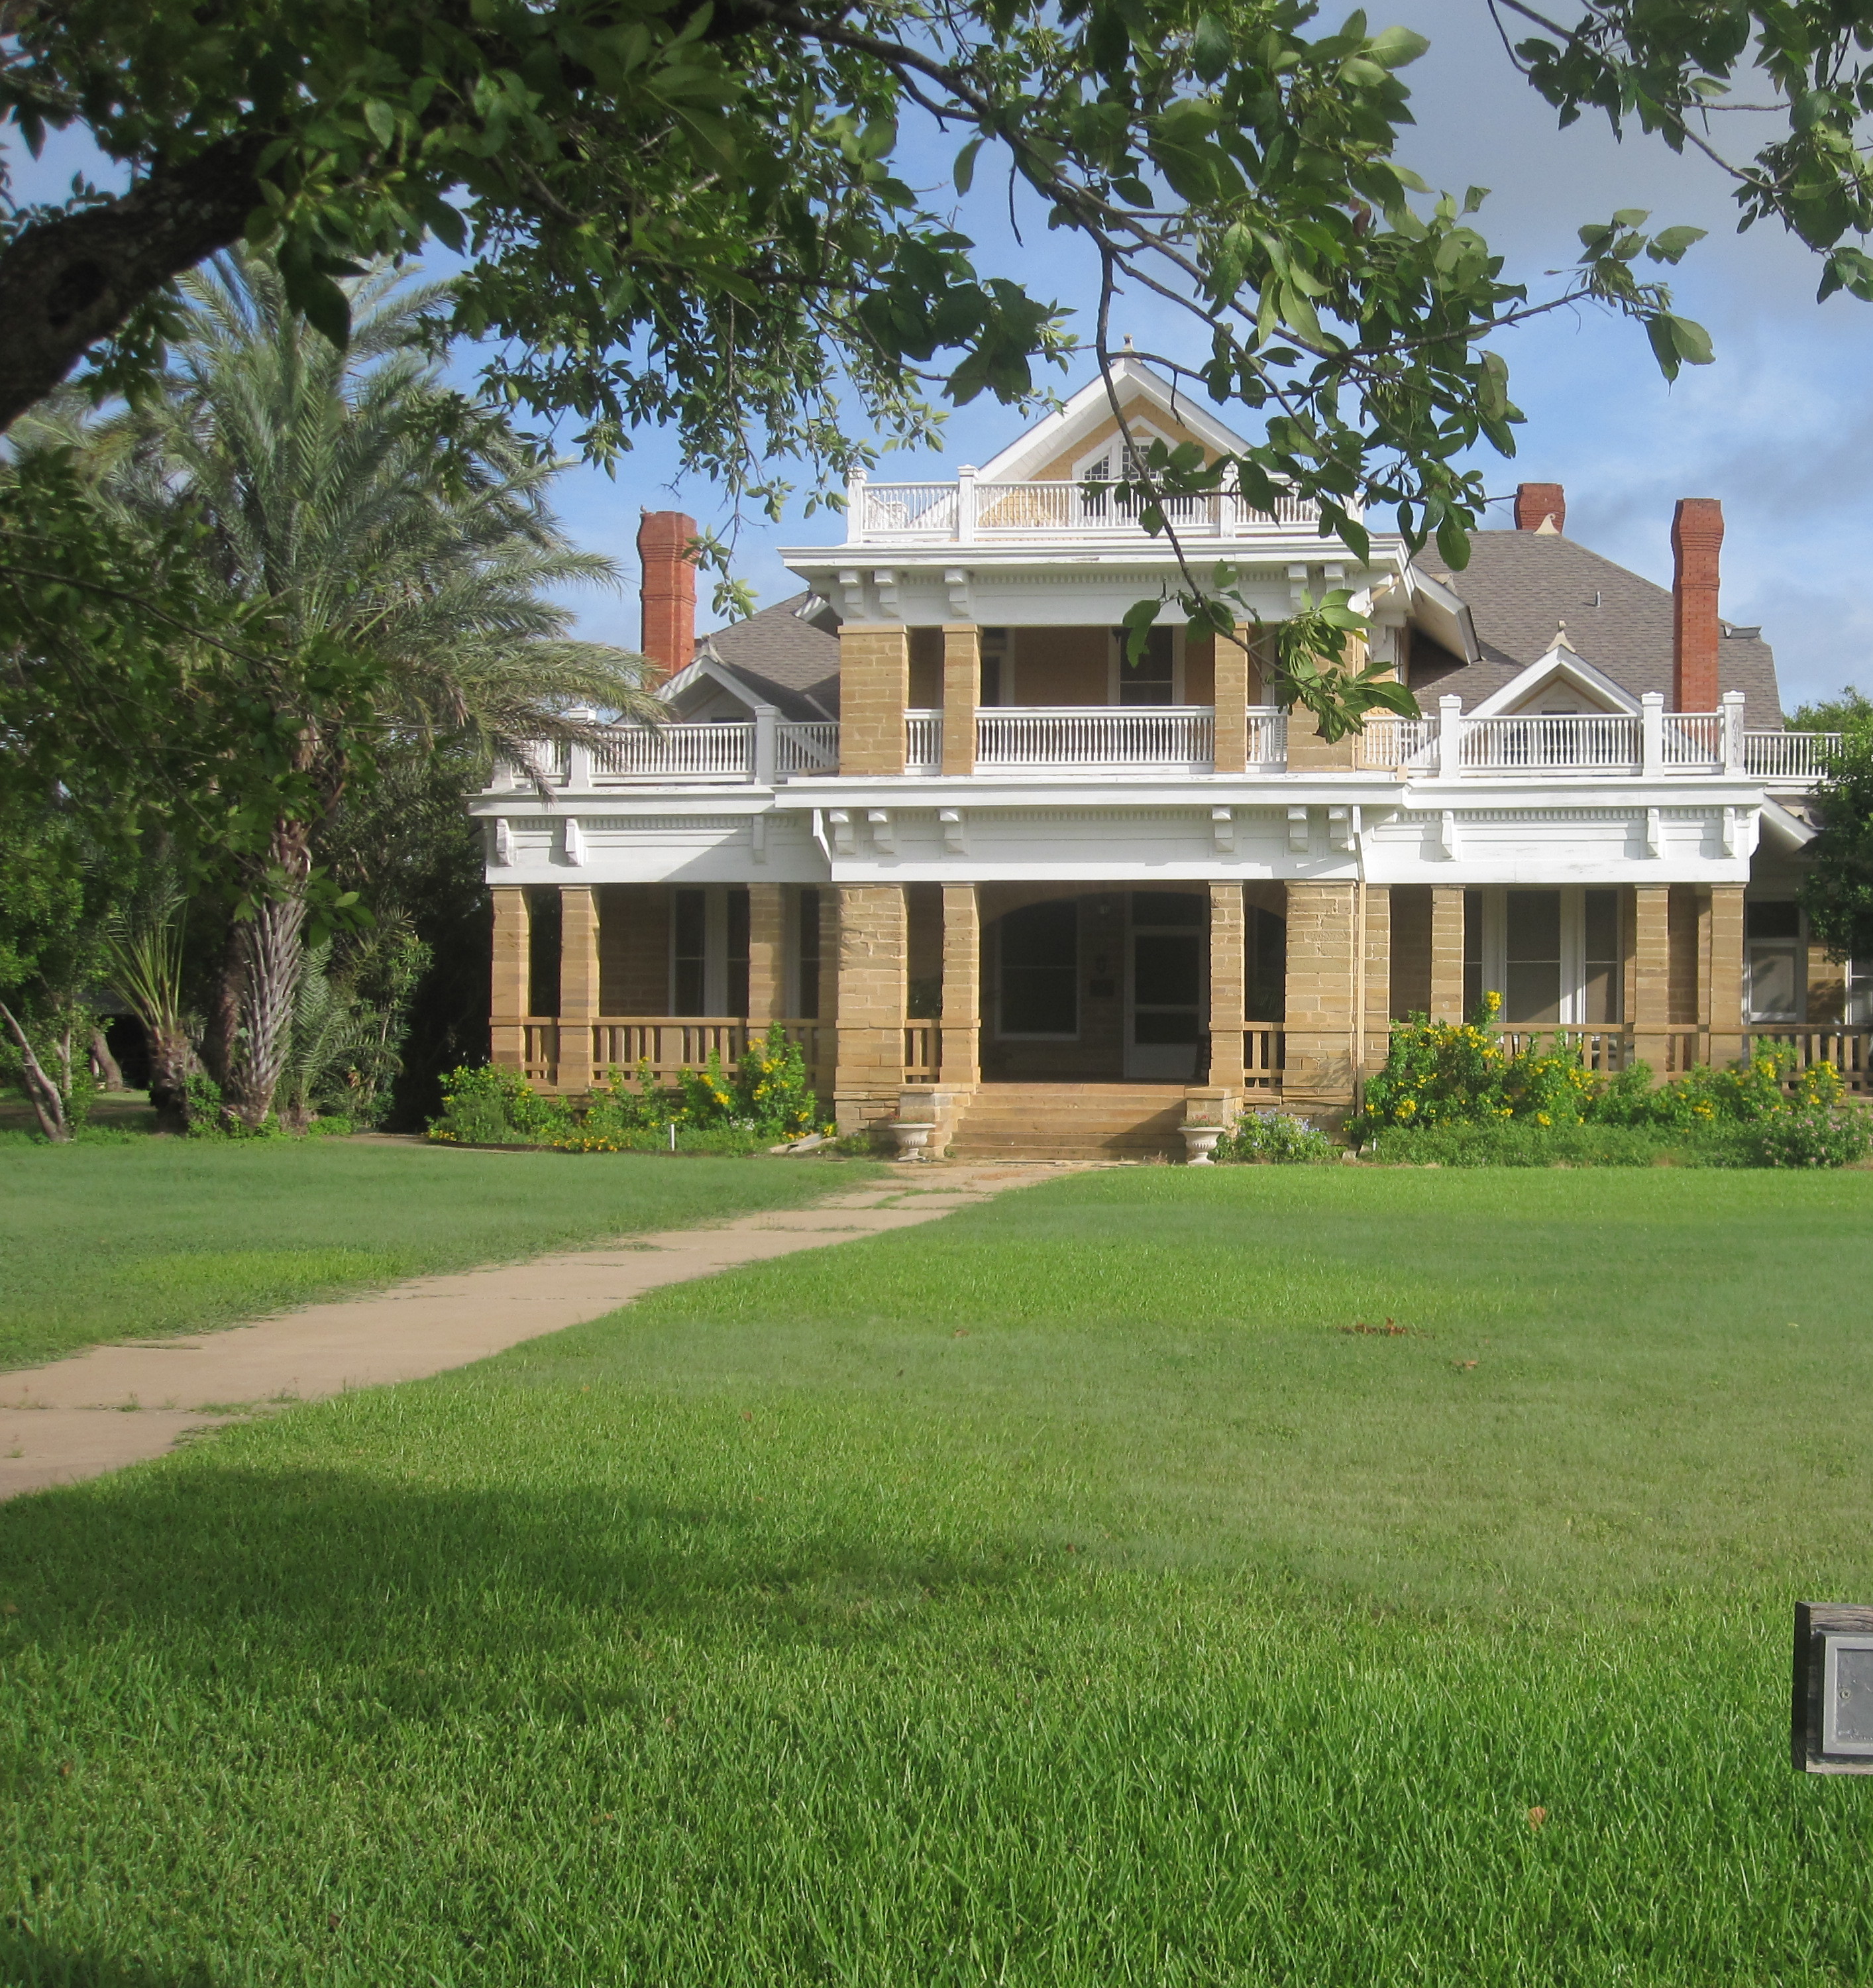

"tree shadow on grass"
[0, 1464, 1067, 1684]
[0, 1927, 219, 1988]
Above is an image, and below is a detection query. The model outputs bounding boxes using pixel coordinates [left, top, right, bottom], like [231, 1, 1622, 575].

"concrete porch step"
[945, 1083, 1189, 1160]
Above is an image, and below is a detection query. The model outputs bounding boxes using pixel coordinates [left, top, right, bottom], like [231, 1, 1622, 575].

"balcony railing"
[495, 715, 1845, 788]
[1743, 730, 1842, 781]
[847, 472, 1330, 545]
[975, 704, 1219, 771]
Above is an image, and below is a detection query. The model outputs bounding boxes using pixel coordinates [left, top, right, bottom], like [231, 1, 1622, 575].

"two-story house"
[470, 359, 1853, 1158]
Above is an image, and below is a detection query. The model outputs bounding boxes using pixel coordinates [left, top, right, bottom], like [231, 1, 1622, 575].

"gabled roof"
[1466, 643, 1638, 718]
[974, 356, 1254, 483]
[663, 592, 841, 721]
[1407, 529, 1784, 722]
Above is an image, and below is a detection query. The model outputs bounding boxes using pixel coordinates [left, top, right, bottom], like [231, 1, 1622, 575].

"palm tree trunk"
[221, 822, 313, 1128]
[146, 1024, 197, 1134]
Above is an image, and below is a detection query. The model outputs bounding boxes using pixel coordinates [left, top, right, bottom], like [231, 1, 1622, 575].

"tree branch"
[0, 131, 270, 429]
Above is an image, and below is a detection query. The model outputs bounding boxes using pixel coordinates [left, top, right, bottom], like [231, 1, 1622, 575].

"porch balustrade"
[974, 704, 1224, 771]
[517, 1017, 828, 1091]
[494, 715, 1842, 787]
[1742, 730, 1842, 781]
[848, 474, 1326, 545]
[1484, 1024, 1873, 1090]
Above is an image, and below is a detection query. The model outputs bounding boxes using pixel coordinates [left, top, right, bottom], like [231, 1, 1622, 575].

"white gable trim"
[1467, 647, 1638, 719]
[659, 649, 773, 716]
[1401, 569, 1479, 666]
[975, 357, 1254, 482]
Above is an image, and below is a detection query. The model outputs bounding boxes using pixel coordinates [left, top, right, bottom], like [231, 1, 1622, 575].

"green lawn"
[0, 1139, 878, 1369]
[3, 1168, 1872, 1983]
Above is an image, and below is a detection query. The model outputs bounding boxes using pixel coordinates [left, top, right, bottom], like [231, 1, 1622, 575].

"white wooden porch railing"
[975, 705, 1217, 770]
[1462, 714, 1643, 772]
[497, 716, 1847, 787]
[1743, 731, 1843, 781]
[849, 472, 1328, 544]
[775, 720, 839, 773]
[592, 721, 754, 782]
[905, 710, 943, 772]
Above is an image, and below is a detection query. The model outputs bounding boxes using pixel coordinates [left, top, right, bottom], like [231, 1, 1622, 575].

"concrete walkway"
[0, 1164, 1077, 1501]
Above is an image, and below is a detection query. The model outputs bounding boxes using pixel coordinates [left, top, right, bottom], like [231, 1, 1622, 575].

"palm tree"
[73, 252, 658, 1126]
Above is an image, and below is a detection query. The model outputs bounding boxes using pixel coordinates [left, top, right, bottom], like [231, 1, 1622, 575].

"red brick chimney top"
[1513, 482, 1566, 533]
[636, 510, 697, 686]
[1670, 497, 1723, 712]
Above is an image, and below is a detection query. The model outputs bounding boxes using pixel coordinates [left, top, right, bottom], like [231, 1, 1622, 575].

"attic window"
[1075, 425, 1171, 484]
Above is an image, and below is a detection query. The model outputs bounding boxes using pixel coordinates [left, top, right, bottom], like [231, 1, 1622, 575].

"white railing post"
[753, 704, 778, 787]
[1641, 692, 1665, 778]
[1437, 696, 1462, 780]
[1721, 690, 1746, 774]
[845, 467, 868, 545]
[956, 465, 977, 545]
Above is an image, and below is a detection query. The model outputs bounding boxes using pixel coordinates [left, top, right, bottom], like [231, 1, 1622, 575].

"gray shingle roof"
[1410, 530, 1784, 723]
[694, 592, 841, 720]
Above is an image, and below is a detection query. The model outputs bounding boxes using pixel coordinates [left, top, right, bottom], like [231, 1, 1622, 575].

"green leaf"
[953, 137, 984, 195]
[362, 99, 397, 148]
[1646, 224, 1706, 266]
[1369, 25, 1430, 68]
[1192, 13, 1232, 81]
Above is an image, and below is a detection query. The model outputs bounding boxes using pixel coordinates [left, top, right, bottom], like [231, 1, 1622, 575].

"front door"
[1126, 891, 1204, 1079]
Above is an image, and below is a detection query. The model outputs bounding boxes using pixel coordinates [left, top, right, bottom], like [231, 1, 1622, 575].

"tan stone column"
[1283, 881, 1357, 1117]
[1214, 634, 1252, 775]
[1707, 883, 1746, 1068]
[1632, 883, 1672, 1077]
[490, 886, 530, 1069]
[747, 883, 785, 1026]
[1429, 886, 1466, 1022]
[1362, 883, 1392, 1073]
[834, 885, 907, 1131]
[939, 884, 981, 1087]
[557, 885, 600, 1093]
[839, 625, 909, 775]
[1207, 883, 1246, 1086]
[941, 626, 979, 776]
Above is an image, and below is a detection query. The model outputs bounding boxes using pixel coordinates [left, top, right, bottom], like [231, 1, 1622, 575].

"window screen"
[1504, 890, 1562, 1024]
[1000, 900, 1079, 1036]
[672, 888, 707, 1015]
[1114, 626, 1175, 706]
[796, 888, 821, 1020]
[1582, 889, 1622, 1024]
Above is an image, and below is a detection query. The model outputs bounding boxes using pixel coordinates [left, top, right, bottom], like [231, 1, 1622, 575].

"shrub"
[182, 1071, 286, 1139]
[429, 1064, 574, 1145]
[1364, 1121, 1733, 1168]
[1747, 1104, 1873, 1168]
[1216, 1111, 1338, 1164]
[427, 1029, 830, 1150]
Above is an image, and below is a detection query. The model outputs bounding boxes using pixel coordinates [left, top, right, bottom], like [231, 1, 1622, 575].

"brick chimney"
[1670, 498, 1723, 712]
[636, 510, 697, 684]
[1513, 482, 1566, 533]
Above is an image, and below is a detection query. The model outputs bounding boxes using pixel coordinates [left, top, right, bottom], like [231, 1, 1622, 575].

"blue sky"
[11, 8, 1870, 710]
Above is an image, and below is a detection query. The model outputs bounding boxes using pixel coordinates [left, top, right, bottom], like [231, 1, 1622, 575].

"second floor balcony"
[843, 470, 1327, 547]
[494, 704, 1841, 791]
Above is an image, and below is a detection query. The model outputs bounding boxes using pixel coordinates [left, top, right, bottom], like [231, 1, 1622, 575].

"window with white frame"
[1745, 900, 1803, 1022]
[1464, 887, 1625, 1026]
